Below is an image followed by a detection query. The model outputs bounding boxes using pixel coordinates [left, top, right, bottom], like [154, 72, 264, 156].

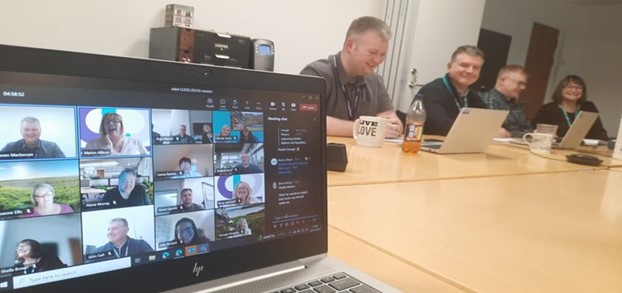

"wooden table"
[328, 170, 622, 293]
[327, 137, 607, 187]
[328, 227, 470, 292]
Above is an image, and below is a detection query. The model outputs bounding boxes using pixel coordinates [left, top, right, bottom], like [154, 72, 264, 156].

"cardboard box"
[165, 4, 194, 28]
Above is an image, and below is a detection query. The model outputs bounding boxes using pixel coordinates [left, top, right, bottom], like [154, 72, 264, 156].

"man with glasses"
[481, 65, 532, 138]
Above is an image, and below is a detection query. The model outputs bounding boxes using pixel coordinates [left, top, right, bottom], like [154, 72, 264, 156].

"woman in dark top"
[13, 239, 67, 275]
[174, 218, 209, 246]
[533, 75, 608, 140]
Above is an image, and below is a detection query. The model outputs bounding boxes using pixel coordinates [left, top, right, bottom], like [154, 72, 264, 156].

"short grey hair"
[450, 45, 485, 63]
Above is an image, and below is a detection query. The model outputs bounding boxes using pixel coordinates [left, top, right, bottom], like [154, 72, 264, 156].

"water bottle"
[402, 94, 426, 153]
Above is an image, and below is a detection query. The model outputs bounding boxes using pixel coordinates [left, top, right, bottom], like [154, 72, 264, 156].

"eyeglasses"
[564, 85, 583, 91]
[505, 77, 527, 89]
[104, 119, 122, 124]
[34, 192, 54, 198]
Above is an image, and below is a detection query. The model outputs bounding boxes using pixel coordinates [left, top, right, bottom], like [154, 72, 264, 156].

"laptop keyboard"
[269, 272, 381, 293]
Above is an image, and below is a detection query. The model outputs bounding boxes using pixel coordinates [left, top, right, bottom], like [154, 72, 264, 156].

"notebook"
[0, 45, 398, 292]
[420, 108, 509, 154]
[510, 111, 599, 149]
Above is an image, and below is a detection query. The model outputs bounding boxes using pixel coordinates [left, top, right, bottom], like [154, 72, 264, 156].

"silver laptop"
[556, 111, 599, 149]
[0, 45, 398, 293]
[510, 111, 599, 149]
[421, 108, 509, 154]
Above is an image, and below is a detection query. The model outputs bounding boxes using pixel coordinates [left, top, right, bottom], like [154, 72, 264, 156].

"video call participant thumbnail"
[1, 117, 66, 159]
[101, 168, 151, 208]
[232, 152, 263, 174]
[12, 238, 68, 275]
[173, 217, 209, 246]
[92, 218, 154, 260]
[153, 144, 213, 180]
[22, 183, 74, 218]
[172, 124, 195, 144]
[83, 110, 149, 156]
[0, 160, 80, 219]
[172, 188, 205, 213]
[215, 174, 265, 208]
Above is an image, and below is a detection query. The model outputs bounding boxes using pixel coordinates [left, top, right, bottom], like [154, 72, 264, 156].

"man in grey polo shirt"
[300, 16, 402, 138]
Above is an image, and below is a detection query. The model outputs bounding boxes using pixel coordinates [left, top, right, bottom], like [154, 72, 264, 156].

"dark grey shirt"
[0, 139, 65, 158]
[300, 52, 394, 121]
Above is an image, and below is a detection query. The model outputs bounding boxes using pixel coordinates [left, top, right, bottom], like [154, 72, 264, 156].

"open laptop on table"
[0, 45, 397, 293]
[510, 111, 599, 149]
[421, 108, 509, 154]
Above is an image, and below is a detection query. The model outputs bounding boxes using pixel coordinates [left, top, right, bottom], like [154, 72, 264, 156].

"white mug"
[352, 116, 386, 147]
[522, 132, 554, 154]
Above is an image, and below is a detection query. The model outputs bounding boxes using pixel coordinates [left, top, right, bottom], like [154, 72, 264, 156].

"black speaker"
[326, 143, 348, 172]
[250, 39, 274, 71]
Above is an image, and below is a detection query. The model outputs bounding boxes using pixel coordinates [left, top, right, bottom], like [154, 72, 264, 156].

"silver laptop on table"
[421, 108, 509, 154]
[0, 45, 397, 293]
[510, 111, 599, 149]
[556, 111, 599, 149]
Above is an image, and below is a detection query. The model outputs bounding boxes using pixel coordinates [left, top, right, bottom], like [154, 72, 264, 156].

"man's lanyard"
[331, 55, 363, 120]
[113, 242, 129, 258]
[442, 75, 468, 110]
[560, 105, 581, 127]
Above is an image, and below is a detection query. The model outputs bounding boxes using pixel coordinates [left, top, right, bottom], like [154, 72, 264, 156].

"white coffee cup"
[522, 132, 554, 154]
[352, 116, 386, 147]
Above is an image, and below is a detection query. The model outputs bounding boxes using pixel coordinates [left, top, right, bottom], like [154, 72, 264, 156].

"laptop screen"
[0, 45, 327, 292]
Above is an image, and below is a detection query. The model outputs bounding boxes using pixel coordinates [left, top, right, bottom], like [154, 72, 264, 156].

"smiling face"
[106, 220, 129, 244]
[20, 120, 41, 146]
[118, 172, 136, 194]
[101, 114, 123, 139]
[176, 221, 195, 244]
[342, 30, 388, 77]
[235, 182, 251, 203]
[561, 81, 584, 103]
[16, 242, 33, 259]
[447, 53, 484, 92]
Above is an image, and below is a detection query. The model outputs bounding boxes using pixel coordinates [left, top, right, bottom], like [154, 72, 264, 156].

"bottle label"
[404, 123, 423, 142]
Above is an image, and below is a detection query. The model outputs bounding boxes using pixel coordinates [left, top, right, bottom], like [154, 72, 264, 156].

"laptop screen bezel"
[0, 44, 328, 292]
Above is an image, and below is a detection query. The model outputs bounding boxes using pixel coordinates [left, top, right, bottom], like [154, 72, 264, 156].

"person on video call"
[238, 124, 257, 145]
[300, 16, 402, 138]
[415, 45, 489, 136]
[94, 218, 154, 258]
[173, 124, 194, 144]
[201, 124, 213, 144]
[101, 168, 151, 208]
[174, 157, 203, 178]
[13, 239, 67, 275]
[173, 218, 208, 246]
[85, 112, 148, 155]
[232, 152, 262, 174]
[173, 188, 204, 212]
[23, 183, 74, 218]
[236, 217, 252, 235]
[1, 117, 65, 158]
[532, 74, 609, 140]
[233, 181, 260, 205]
[481, 65, 533, 138]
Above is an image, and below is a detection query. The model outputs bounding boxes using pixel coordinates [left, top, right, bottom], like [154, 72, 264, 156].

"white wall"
[481, 0, 622, 136]
[0, 0, 384, 75]
[394, 0, 487, 111]
[0, 0, 490, 115]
